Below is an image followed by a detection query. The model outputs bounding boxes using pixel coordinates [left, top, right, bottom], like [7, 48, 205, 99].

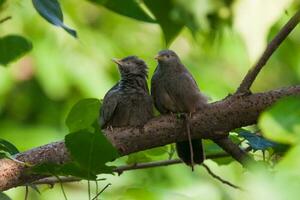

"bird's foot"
[107, 126, 114, 132]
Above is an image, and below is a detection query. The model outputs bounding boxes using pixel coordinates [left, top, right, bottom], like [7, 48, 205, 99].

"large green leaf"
[144, 0, 184, 45]
[259, 96, 300, 144]
[65, 98, 101, 132]
[88, 0, 154, 23]
[65, 129, 120, 174]
[0, 35, 32, 66]
[32, 0, 77, 37]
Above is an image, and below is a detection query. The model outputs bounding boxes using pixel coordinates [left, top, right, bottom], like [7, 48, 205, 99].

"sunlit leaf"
[65, 129, 120, 174]
[144, 146, 168, 157]
[65, 98, 101, 132]
[32, 0, 77, 37]
[127, 152, 152, 164]
[259, 96, 300, 144]
[144, 0, 184, 45]
[88, 0, 154, 23]
[0, 35, 32, 66]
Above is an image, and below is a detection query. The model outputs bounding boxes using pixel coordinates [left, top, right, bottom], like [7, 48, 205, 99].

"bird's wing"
[99, 85, 120, 128]
[151, 69, 170, 114]
[165, 71, 207, 112]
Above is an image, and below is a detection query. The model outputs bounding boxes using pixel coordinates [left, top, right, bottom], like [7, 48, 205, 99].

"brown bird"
[99, 56, 153, 128]
[151, 50, 208, 167]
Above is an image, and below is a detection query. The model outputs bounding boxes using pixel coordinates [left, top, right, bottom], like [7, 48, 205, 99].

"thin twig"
[32, 153, 230, 185]
[91, 183, 111, 200]
[33, 177, 83, 186]
[0, 16, 12, 24]
[236, 9, 300, 93]
[115, 152, 230, 174]
[202, 163, 242, 190]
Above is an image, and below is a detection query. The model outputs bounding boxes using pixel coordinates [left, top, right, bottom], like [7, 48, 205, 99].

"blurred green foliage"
[1, 0, 300, 199]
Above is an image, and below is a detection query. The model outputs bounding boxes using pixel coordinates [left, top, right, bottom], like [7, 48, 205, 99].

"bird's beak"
[112, 58, 123, 65]
[154, 54, 163, 61]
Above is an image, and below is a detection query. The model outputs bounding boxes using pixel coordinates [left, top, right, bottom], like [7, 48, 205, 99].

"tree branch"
[0, 86, 299, 191]
[236, 10, 300, 94]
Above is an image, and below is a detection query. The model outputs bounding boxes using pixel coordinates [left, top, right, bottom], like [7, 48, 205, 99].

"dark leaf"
[0, 35, 32, 66]
[0, 192, 12, 200]
[65, 98, 101, 132]
[144, 0, 184, 45]
[235, 129, 279, 151]
[32, 0, 77, 37]
[65, 129, 120, 174]
[88, 0, 154, 23]
[0, 139, 19, 155]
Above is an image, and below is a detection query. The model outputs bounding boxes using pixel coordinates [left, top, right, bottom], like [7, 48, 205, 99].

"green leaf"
[32, 0, 77, 37]
[66, 98, 101, 132]
[0, 35, 32, 66]
[235, 129, 279, 151]
[0, 192, 12, 200]
[88, 0, 154, 23]
[144, 0, 184, 45]
[144, 146, 168, 157]
[65, 129, 120, 174]
[0, 139, 19, 155]
[259, 96, 300, 144]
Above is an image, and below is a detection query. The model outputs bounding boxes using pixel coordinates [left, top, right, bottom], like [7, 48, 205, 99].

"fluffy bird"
[151, 50, 208, 167]
[99, 56, 153, 129]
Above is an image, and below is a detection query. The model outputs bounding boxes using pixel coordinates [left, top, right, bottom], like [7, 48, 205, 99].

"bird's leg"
[183, 113, 195, 171]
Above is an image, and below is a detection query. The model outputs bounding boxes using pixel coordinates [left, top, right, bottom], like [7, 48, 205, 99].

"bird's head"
[112, 56, 148, 78]
[155, 50, 180, 65]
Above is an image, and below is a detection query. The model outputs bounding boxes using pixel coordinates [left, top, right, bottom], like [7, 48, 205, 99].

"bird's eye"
[166, 55, 170, 58]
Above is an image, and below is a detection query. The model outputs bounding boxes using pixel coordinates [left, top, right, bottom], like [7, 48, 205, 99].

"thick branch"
[236, 10, 300, 93]
[0, 86, 299, 191]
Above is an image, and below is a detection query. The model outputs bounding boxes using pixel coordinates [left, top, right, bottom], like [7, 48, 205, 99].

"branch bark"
[236, 10, 300, 94]
[1, 86, 299, 191]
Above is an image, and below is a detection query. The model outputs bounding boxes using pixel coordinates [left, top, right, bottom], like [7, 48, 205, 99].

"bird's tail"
[176, 139, 205, 166]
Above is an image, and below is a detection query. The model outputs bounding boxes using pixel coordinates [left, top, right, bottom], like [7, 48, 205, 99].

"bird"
[151, 49, 208, 167]
[99, 56, 153, 129]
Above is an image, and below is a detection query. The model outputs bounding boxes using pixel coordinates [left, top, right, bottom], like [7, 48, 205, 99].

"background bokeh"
[1, 0, 300, 199]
